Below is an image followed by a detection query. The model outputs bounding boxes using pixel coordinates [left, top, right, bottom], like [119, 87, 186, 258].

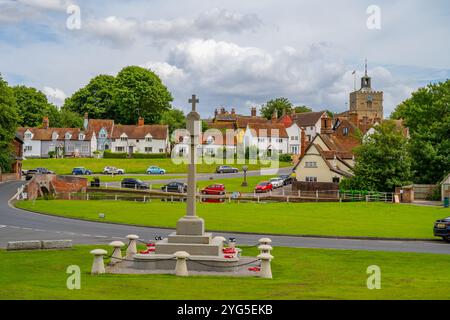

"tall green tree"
[48, 106, 83, 128]
[0, 75, 18, 172]
[64, 75, 115, 119]
[261, 98, 293, 119]
[113, 66, 173, 124]
[12, 85, 54, 127]
[159, 108, 186, 133]
[391, 80, 450, 184]
[340, 121, 412, 192]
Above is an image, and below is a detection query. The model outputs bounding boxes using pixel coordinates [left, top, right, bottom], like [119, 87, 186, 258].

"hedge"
[103, 150, 168, 159]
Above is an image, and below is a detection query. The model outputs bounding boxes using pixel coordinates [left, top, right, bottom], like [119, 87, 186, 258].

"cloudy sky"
[1, 0, 449, 118]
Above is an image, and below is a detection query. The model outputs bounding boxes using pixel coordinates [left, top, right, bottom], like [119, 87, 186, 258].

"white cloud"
[84, 8, 262, 46]
[43, 86, 67, 105]
[17, 0, 72, 11]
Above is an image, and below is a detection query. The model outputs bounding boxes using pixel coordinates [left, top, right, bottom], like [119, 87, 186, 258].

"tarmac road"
[1, 181, 449, 254]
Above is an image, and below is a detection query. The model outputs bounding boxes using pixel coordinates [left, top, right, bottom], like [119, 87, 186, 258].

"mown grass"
[15, 200, 446, 239]
[23, 158, 292, 175]
[0, 245, 449, 300]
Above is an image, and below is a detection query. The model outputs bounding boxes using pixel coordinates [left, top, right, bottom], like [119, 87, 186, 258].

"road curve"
[1, 181, 450, 254]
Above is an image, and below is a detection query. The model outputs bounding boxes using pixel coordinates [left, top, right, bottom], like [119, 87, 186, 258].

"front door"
[128, 146, 134, 156]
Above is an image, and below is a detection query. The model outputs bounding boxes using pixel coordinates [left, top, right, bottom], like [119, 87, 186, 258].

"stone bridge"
[25, 174, 88, 200]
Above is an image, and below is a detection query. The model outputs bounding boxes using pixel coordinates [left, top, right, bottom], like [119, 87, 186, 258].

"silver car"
[269, 177, 284, 189]
[103, 166, 125, 175]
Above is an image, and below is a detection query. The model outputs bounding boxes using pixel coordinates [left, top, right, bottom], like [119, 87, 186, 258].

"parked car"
[161, 182, 187, 193]
[25, 167, 54, 180]
[72, 167, 92, 175]
[121, 178, 149, 190]
[103, 166, 125, 175]
[279, 174, 294, 185]
[255, 181, 273, 193]
[201, 184, 226, 195]
[269, 177, 285, 189]
[216, 166, 239, 174]
[147, 166, 166, 175]
[434, 217, 450, 241]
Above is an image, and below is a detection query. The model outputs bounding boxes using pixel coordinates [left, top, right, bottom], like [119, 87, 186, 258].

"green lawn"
[89, 175, 185, 183]
[23, 158, 292, 175]
[16, 200, 447, 239]
[0, 245, 449, 300]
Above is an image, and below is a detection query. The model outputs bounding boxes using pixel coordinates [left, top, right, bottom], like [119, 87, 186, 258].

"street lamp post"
[241, 166, 248, 187]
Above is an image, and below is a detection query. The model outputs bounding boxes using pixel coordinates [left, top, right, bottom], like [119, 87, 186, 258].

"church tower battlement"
[349, 60, 384, 121]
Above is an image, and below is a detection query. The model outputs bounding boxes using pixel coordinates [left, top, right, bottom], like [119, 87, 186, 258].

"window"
[305, 161, 317, 168]
[343, 127, 349, 136]
[136, 140, 140, 143]
[25, 133, 32, 139]
[291, 136, 299, 141]
[146, 137, 153, 142]
[99, 133, 107, 139]
[65, 133, 71, 140]
[306, 176, 318, 182]
[48, 144, 55, 152]
[67, 145, 74, 153]
[310, 126, 314, 130]
[121, 136, 128, 142]
[116, 147, 125, 152]
[145, 147, 153, 153]
[81, 145, 89, 153]
[159, 149, 164, 153]
[332, 177, 340, 183]
[79, 134, 85, 141]
[25, 146, 32, 152]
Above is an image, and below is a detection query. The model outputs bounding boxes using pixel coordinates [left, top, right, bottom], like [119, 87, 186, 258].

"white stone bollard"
[90, 249, 107, 274]
[257, 253, 274, 279]
[126, 235, 139, 258]
[109, 241, 125, 265]
[259, 238, 272, 246]
[174, 251, 190, 276]
[213, 236, 226, 245]
[258, 244, 273, 255]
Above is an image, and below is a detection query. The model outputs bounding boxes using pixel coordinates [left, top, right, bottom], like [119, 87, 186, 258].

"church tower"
[349, 60, 384, 121]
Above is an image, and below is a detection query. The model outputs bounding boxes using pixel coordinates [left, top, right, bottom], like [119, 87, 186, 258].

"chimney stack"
[251, 107, 257, 117]
[83, 112, 89, 130]
[300, 128, 307, 156]
[42, 116, 49, 129]
[138, 117, 144, 126]
[271, 110, 278, 123]
[320, 114, 332, 134]
[231, 108, 236, 115]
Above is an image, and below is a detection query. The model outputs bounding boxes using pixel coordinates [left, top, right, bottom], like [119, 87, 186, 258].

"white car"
[103, 166, 125, 175]
[269, 178, 284, 189]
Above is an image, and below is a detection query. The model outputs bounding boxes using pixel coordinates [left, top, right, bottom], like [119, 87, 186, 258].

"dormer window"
[52, 132, 59, 140]
[145, 135, 153, 142]
[24, 131, 32, 139]
[206, 136, 214, 144]
[79, 133, 85, 141]
[120, 134, 128, 142]
[343, 127, 349, 136]
[65, 132, 72, 140]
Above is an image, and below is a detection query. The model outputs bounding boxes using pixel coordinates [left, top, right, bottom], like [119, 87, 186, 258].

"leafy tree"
[64, 75, 115, 119]
[159, 108, 186, 133]
[340, 121, 412, 192]
[0, 75, 18, 172]
[391, 80, 450, 184]
[261, 98, 293, 119]
[294, 105, 312, 113]
[12, 85, 54, 127]
[113, 66, 173, 124]
[48, 107, 83, 128]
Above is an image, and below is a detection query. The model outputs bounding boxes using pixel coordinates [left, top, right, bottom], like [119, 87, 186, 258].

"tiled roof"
[292, 111, 325, 127]
[247, 123, 289, 138]
[202, 134, 237, 146]
[235, 116, 269, 129]
[111, 124, 168, 140]
[209, 122, 236, 130]
[88, 119, 114, 138]
[17, 127, 94, 141]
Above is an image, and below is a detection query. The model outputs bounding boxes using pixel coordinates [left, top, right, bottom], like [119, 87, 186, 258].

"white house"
[110, 118, 169, 155]
[20, 129, 42, 158]
[243, 123, 289, 154]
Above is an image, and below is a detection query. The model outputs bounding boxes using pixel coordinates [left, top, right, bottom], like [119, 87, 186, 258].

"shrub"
[132, 153, 168, 159]
[279, 154, 292, 162]
[103, 150, 127, 159]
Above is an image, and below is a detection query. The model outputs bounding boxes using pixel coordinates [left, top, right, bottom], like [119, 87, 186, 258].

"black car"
[434, 217, 450, 241]
[161, 182, 187, 193]
[121, 178, 149, 190]
[216, 166, 239, 174]
[25, 167, 54, 180]
[279, 175, 294, 185]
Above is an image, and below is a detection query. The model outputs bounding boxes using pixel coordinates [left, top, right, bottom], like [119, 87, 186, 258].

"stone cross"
[189, 94, 199, 112]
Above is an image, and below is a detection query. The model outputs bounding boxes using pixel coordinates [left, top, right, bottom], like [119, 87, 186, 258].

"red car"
[201, 184, 226, 195]
[255, 181, 273, 193]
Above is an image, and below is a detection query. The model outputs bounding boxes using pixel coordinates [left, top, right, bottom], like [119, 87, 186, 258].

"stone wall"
[0, 173, 20, 182]
[292, 181, 339, 192]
